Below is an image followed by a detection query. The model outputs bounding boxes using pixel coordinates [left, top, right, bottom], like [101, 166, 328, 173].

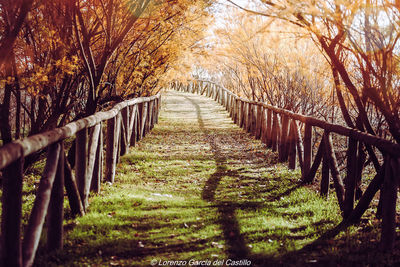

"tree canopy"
[0, 0, 211, 144]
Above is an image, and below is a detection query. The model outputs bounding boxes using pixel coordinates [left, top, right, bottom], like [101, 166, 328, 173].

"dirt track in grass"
[36, 91, 395, 267]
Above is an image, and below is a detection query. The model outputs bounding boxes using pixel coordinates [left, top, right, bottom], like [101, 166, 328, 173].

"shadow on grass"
[35, 92, 400, 266]
[184, 94, 398, 267]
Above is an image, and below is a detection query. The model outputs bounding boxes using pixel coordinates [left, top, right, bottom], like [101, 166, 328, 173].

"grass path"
[36, 91, 389, 266]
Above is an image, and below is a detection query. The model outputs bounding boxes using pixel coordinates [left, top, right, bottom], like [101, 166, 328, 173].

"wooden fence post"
[121, 107, 130, 154]
[47, 142, 65, 251]
[86, 124, 101, 193]
[249, 104, 255, 135]
[64, 158, 85, 217]
[244, 102, 250, 132]
[238, 101, 243, 127]
[237, 99, 241, 125]
[320, 153, 330, 197]
[355, 143, 367, 199]
[232, 98, 237, 123]
[266, 109, 272, 148]
[147, 100, 154, 133]
[227, 93, 230, 114]
[303, 140, 324, 184]
[233, 96, 237, 120]
[279, 114, 290, 162]
[75, 128, 88, 210]
[261, 108, 267, 144]
[381, 157, 399, 250]
[150, 100, 156, 129]
[1, 155, 24, 267]
[344, 137, 358, 218]
[203, 82, 207, 95]
[271, 112, 280, 152]
[293, 120, 304, 170]
[106, 114, 121, 184]
[140, 102, 148, 139]
[119, 114, 127, 157]
[324, 131, 345, 212]
[248, 103, 254, 134]
[137, 102, 143, 141]
[154, 99, 158, 125]
[302, 123, 312, 180]
[288, 120, 297, 170]
[90, 123, 103, 193]
[22, 143, 61, 267]
[255, 105, 263, 139]
[131, 106, 137, 142]
[239, 101, 244, 128]
[131, 106, 138, 146]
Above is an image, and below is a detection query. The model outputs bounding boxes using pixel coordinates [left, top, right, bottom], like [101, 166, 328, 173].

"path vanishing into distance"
[37, 90, 380, 266]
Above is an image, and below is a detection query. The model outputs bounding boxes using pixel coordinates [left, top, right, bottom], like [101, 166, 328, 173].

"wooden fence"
[172, 80, 400, 251]
[0, 94, 161, 266]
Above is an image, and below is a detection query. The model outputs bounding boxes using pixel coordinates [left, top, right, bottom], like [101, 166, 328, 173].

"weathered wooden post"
[239, 100, 244, 128]
[140, 102, 148, 139]
[344, 138, 358, 218]
[381, 157, 399, 250]
[238, 100, 243, 127]
[249, 103, 256, 135]
[320, 153, 330, 197]
[47, 143, 65, 252]
[86, 124, 101, 193]
[234, 99, 239, 125]
[64, 158, 85, 217]
[230, 95, 234, 120]
[106, 114, 121, 183]
[137, 102, 144, 141]
[2, 156, 24, 266]
[201, 83, 207, 95]
[302, 123, 312, 180]
[288, 121, 297, 170]
[324, 131, 345, 211]
[266, 109, 272, 148]
[147, 100, 154, 133]
[303, 140, 324, 184]
[245, 102, 251, 132]
[292, 120, 304, 170]
[121, 107, 130, 154]
[279, 114, 290, 162]
[22, 143, 61, 267]
[127, 105, 136, 145]
[154, 98, 160, 125]
[131, 106, 138, 146]
[91, 123, 103, 193]
[271, 112, 280, 152]
[251, 104, 256, 134]
[75, 128, 89, 209]
[255, 105, 263, 139]
[150, 100, 156, 129]
[260, 107, 267, 144]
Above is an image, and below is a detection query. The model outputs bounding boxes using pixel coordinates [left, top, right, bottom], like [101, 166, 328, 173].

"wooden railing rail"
[0, 93, 161, 267]
[172, 80, 400, 251]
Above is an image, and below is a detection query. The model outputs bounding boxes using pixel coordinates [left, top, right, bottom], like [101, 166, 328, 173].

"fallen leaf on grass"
[211, 242, 224, 249]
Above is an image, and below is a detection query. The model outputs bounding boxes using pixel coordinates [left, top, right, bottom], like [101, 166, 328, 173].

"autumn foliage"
[0, 0, 210, 144]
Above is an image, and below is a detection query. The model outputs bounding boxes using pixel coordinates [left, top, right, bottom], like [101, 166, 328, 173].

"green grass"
[33, 91, 399, 266]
